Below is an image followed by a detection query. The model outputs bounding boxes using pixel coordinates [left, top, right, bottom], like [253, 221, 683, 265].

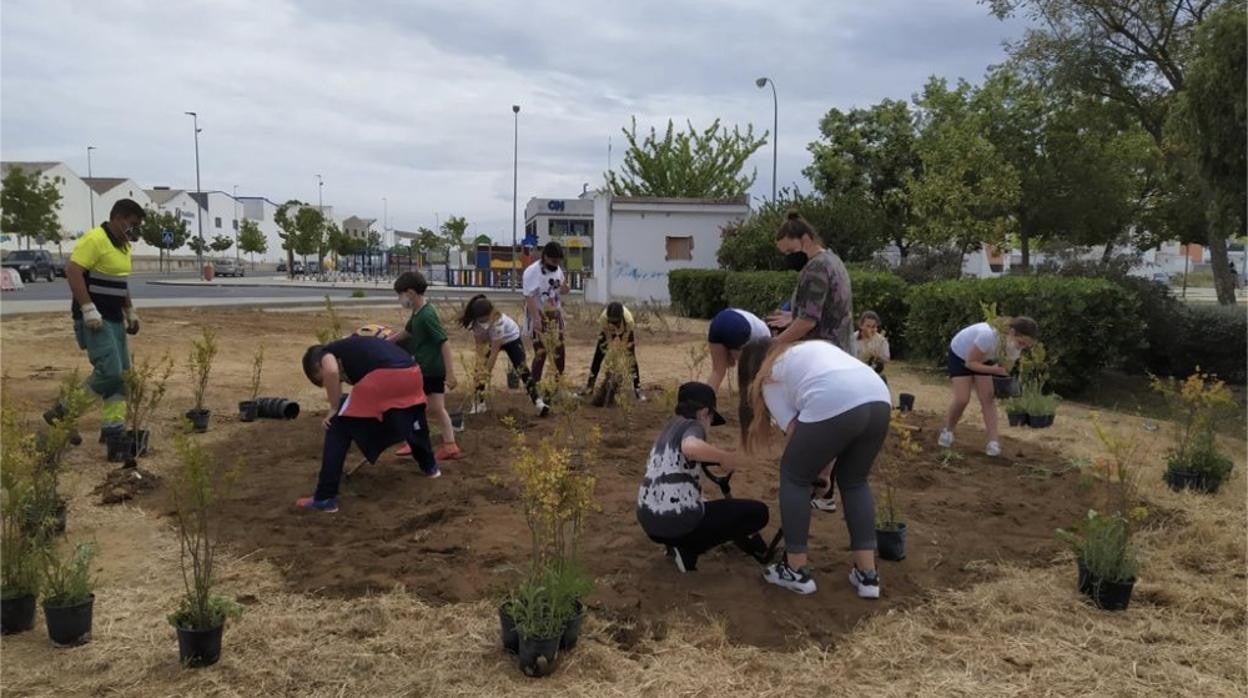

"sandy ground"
[0, 303, 1245, 696]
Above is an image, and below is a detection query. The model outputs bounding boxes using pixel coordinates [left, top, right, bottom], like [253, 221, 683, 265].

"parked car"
[214, 257, 245, 277]
[51, 256, 67, 277]
[2, 249, 56, 282]
[276, 260, 287, 272]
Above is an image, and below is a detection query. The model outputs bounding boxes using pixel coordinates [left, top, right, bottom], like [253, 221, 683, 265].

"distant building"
[524, 196, 595, 272]
[237, 196, 286, 262]
[342, 215, 377, 241]
[1, 161, 93, 247]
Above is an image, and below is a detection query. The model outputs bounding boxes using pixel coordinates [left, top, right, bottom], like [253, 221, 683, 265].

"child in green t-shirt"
[388, 271, 462, 460]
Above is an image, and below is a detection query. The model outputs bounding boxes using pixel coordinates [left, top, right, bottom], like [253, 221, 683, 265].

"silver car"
[214, 257, 245, 277]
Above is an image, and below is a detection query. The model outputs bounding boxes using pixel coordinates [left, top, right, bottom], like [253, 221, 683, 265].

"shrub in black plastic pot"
[185, 409, 211, 433]
[43, 594, 94, 646]
[177, 622, 225, 668]
[992, 377, 1020, 399]
[506, 370, 521, 390]
[1027, 414, 1055, 429]
[875, 522, 907, 561]
[560, 601, 586, 651]
[238, 401, 259, 423]
[1, 595, 37, 635]
[898, 393, 915, 413]
[106, 431, 132, 462]
[1006, 411, 1028, 427]
[450, 411, 465, 432]
[1164, 469, 1223, 494]
[1077, 560, 1134, 611]
[499, 603, 519, 654]
[255, 397, 300, 420]
[517, 633, 560, 677]
[23, 497, 67, 537]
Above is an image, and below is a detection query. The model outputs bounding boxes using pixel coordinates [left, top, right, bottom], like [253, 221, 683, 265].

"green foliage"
[314, 296, 345, 344]
[1, 402, 45, 599]
[126, 353, 174, 435]
[506, 559, 591, 640]
[187, 328, 219, 411]
[237, 220, 267, 262]
[1168, 305, 1247, 383]
[606, 117, 767, 198]
[42, 542, 96, 606]
[187, 236, 209, 255]
[723, 271, 797, 318]
[169, 431, 241, 630]
[248, 346, 264, 402]
[716, 188, 885, 271]
[1057, 511, 1138, 583]
[440, 215, 471, 256]
[852, 271, 910, 358]
[139, 208, 190, 251]
[1153, 372, 1237, 478]
[0, 165, 64, 248]
[667, 269, 727, 319]
[905, 275, 1140, 394]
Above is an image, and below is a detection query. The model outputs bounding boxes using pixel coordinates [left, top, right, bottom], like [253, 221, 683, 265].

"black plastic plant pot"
[506, 371, 521, 390]
[106, 431, 133, 462]
[517, 634, 561, 677]
[1006, 411, 1029, 427]
[43, 594, 94, 647]
[1164, 469, 1223, 494]
[993, 376, 1020, 399]
[560, 601, 586, 651]
[1027, 414, 1055, 429]
[499, 603, 519, 654]
[238, 401, 259, 423]
[1077, 560, 1135, 611]
[176, 622, 225, 668]
[186, 409, 211, 433]
[1, 594, 37, 635]
[875, 523, 907, 561]
[898, 393, 915, 413]
[255, 397, 300, 420]
[450, 412, 465, 432]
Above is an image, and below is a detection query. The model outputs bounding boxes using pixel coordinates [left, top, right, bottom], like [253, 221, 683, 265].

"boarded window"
[665, 236, 693, 261]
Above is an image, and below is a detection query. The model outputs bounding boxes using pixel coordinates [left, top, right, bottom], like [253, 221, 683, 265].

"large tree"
[606, 117, 768, 198]
[988, 0, 1240, 302]
[274, 200, 327, 275]
[1, 166, 63, 249]
[237, 219, 267, 268]
[138, 208, 190, 251]
[717, 187, 886, 271]
[805, 99, 922, 259]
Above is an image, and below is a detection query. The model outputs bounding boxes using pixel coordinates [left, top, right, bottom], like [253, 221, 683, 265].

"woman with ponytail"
[766, 212, 853, 351]
[737, 338, 891, 597]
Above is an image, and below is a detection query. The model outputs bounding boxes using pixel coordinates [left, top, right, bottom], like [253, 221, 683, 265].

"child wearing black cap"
[636, 382, 769, 573]
[584, 301, 643, 401]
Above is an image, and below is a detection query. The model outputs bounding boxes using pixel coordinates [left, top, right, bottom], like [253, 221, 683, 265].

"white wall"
[149, 191, 203, 258]
[0, 163, 92, 254]
[240, 198, 284, 263]
[588, 194, 749, 304]
[93, 180, 161, 256]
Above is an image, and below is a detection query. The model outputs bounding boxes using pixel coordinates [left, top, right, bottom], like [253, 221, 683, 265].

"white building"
[188, 191, 243, 253]
[586, 194, 750, 304]
[524, 195, 595, 273]
[145, 187, 203, 250]
[0, 161, 93, 250]
[82, 178, 162, 256]
[237, 196, 285, 263]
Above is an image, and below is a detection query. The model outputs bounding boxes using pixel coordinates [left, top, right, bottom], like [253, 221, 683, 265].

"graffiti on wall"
[612, 260, 666, 281]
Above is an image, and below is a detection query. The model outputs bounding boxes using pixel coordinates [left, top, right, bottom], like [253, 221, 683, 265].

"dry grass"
[1, 306, 1245, 696]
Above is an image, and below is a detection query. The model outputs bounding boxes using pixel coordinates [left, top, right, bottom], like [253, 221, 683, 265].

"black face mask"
[782, 251, 808, 271]
[543, 263, 558, 273]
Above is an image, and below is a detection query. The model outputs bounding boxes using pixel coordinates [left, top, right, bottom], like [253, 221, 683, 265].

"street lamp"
[316, 174, 324, 214]
[233, 184, 240, 261]
[755, 77, 777, 202]
[86, 146, 96, 227]
[512, 104, 520, 290]
[382, 196, 389, 248]
[184, 111, 205, 273]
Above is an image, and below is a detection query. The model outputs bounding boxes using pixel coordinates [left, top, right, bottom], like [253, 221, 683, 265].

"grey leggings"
[780, 401, 891, 554]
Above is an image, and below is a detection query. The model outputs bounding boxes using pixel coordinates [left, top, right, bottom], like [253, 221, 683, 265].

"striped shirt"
[69, 225, 131, 322]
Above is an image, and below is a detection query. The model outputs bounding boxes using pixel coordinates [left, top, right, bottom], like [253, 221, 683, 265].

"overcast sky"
[1, 0, 1026, 240]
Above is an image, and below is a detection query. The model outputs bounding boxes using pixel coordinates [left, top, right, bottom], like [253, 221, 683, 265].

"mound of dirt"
[200, 393, 1089, 649]
[94, 466, 161, 505]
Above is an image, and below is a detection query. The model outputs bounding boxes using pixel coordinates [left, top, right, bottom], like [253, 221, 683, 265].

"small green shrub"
[1058, 510, 1138, 583]
[42, 542, 96, 606]
[1169, 304, 1247, 384]
[667, 269, 728, 319]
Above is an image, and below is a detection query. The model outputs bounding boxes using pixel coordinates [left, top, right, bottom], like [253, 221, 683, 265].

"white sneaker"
[535, 399, 550, 417]
[811, 497, 838, 512]
[763, 560, 817, 595]
[938, 429, 955, 448]
[466, 401, 488, 415]
[635, 390, 648, 402]
[986, 441, 1001, 457]
[849, 566, 881, 599]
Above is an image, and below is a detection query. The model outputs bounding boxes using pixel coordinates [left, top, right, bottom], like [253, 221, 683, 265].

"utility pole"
[233, 184, 240, 261]
[512, 104, 520, 290]
[184, 111, 205, 274]
[86, 146, 96, 226]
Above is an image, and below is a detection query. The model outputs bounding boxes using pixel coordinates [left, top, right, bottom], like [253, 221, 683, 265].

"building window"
[233, 220, 238, 231]
[665, 236, 694, 261]
[549, 220, 569, 237]
[214, 217, 222, 228]
[570, 220, 591, 237]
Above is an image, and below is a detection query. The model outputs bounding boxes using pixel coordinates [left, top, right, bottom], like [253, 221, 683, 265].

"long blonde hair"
[737, 338, 795, 454]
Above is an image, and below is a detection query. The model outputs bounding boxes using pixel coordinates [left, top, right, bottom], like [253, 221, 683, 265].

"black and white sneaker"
[849, 566, 881, 599]
[672, 546, 697, 573]
[763, 559, 816, 594]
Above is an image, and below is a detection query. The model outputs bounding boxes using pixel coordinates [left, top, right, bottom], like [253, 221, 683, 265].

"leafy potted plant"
[1003, 396, 1028, 427]
[981, 302, 1020, 398]
[168, 431, 242, 667]
[509, 568, 567, 677]
[238, 346, 264, 423]
[1056, 420, 1143, 611]
[1152, 372, 1236, 494]
[2, 405, 45, 635]
[1017, 343, 1059, 427]
[41, 541, 96, 646]
[875, 419, 918, 561]
[115, 353, 174, 463]
[1023, 391, 1059, 429]
[186, 328, 219, 433]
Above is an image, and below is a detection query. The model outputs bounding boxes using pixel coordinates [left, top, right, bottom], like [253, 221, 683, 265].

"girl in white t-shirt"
[737, 338, 891, 598]
[458, 295, 549, 417]
[939, 317, 1038, 456]
[706, 307, 773, 393]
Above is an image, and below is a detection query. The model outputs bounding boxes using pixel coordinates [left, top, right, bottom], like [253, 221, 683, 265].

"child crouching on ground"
[458, 294, 549, 417]
[852, 311, 891, 381]
[295, 334, 439, 513]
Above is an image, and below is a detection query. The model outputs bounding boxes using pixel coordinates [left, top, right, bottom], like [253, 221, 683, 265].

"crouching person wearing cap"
[636, 382, 769, 573]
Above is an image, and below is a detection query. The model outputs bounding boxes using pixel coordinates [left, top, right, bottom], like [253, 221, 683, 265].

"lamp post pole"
[86, 146, 96, 226]
[755, 77, 777, 202]
[184, 111, 205, 274]
[512, 104, 520, 290]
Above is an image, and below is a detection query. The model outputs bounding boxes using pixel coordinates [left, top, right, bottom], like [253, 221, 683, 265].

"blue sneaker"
[295, 496, 339, 513]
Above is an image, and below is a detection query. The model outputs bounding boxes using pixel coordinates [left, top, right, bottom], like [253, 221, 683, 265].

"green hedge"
[668, 269, 728, 319]
[905, 276, 1141, 395]
[1169, 304, 1247, 383]
[852, 271, 911, 358]
[722, 271, 798, 318]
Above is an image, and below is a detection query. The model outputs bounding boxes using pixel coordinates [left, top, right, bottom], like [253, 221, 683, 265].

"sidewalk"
[147, 275, 548, 295]
[0, 295, 405, 316]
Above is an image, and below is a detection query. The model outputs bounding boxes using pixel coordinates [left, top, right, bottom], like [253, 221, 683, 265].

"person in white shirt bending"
[458, 294, 549, 417]
[938, 317, 1039, 456]
[522, 242, 571, 389]
[737, 338, 891, 598]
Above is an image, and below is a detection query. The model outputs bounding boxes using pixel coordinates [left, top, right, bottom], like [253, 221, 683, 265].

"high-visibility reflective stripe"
[88, 285, 129, 297]
[89, 271, 130, 282]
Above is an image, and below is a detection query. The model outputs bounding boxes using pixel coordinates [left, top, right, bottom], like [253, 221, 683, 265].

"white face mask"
[1006, 337, 1022, 361]
[400, 296, 413, 310]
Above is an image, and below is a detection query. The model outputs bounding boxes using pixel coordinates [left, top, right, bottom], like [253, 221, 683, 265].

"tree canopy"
[606, 118, 767, 198]
[1, 166, 63, 248]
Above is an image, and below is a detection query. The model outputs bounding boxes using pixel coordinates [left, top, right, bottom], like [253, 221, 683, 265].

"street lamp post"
[755, 77, 777, 202]
[233, 184, 240, 261]
[315, 175, 324, 276]
[184, 111, 205, 273]
[86, 146, 96, 226]
[512, 104, 520, 290]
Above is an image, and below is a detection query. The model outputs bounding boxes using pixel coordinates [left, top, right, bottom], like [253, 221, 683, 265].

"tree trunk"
[1101, 236, 1116, 264]
[1205, 188, 1238, 305]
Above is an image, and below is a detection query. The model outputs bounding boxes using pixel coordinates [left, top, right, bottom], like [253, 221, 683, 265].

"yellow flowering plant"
[1151, 371, 1236, 479]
